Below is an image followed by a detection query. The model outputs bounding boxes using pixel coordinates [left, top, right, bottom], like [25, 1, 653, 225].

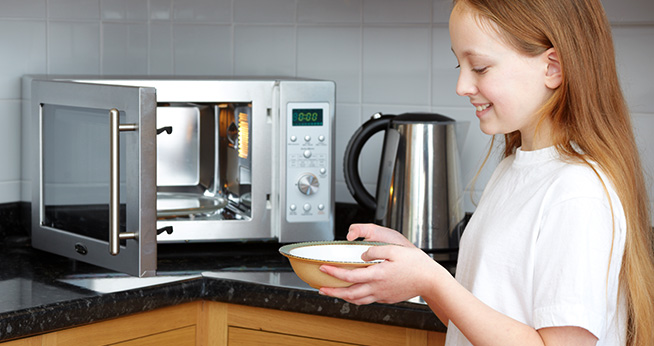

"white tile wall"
[362, 26, 431, 105]
[173, 0, 231, 22]
[234, 0, 294, 23]
[602, 0, 654, 23]
[0, 0, 46, 18]
[296, 26, 361, 104]
[633, 114, 654, 225]
[612, 26, 654, 114]
[0, 20, 46, 99]
[297, 0, 361, 23]
[48, 22, 101, 74]
[149, 23, 174, 73]
[150, 0, 173, 20]
[49, 0, 100, 19]
[234, 25, 295, 76]
[174, 24, 232, 75]
[363, 0, 432, 23]
[432, 0, 453, 24]
[101, 0, 148, 20]
[0, 101, 21, 185]
[102, 23, 149, 74]
[2, 0, 652, 226]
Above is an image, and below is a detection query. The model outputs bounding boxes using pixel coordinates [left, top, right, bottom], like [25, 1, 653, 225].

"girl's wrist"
[420, 256, 454, 300]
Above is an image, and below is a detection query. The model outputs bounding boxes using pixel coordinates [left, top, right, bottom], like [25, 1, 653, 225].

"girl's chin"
[478, 123, 500, 136]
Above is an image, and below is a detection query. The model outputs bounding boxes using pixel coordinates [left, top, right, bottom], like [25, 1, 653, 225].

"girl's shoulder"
[500, 147, 615, 201]
[543, 158, 619, 206]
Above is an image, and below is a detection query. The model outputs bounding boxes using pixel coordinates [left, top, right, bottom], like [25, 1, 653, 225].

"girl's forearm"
[424, 274, 545, 346]
[424, 296, 449, 326]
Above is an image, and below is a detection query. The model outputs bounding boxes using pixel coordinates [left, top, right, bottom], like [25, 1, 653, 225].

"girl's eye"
[472, 67, 488, 74]
[455, 64, 460, 69]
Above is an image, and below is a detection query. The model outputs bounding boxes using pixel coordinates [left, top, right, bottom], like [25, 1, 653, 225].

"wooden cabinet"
[1, 338, 42, 346]
[2, 301, 445, 346]
[1, 302, 200, 346]
[199, 302, 445, 346]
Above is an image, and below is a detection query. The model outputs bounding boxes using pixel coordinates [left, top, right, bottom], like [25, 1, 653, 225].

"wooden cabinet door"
[201, 302, 445, 346]
[0, 337, 42, 346]
[112, 326, 196, 346]
[43, 302, 200, 346]
[228, 326, 353, 346]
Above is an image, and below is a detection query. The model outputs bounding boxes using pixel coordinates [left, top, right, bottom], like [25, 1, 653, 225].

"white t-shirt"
[445, 146, 627, 346]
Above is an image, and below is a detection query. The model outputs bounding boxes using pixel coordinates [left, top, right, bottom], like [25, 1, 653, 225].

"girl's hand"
[346, 223, 415, 248]
[318, 241, 447, 305]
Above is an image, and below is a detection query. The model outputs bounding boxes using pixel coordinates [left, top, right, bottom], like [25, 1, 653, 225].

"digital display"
[292, 109, 323, 126]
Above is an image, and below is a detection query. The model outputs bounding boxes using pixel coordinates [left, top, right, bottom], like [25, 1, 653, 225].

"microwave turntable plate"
[156, 192, 228, 219]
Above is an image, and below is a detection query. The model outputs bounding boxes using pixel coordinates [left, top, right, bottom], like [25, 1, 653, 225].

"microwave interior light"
[238, 111, 249, 159]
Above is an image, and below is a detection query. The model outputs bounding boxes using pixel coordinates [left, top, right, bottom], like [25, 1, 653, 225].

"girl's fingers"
[346, 223, 376, 241]
[319, 283, 376, 305]
[347, 224, 413, 247]
[319, 264, 376, 284]
[360, 244, 396, 262]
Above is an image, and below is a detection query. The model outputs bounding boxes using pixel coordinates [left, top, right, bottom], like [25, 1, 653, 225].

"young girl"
[319, 0, 654, 345]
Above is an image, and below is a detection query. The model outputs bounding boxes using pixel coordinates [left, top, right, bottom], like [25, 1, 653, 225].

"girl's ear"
[544, 48, 562, 89]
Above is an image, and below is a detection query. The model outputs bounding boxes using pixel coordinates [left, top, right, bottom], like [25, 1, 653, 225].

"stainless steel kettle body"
[344, 112, 466, 251]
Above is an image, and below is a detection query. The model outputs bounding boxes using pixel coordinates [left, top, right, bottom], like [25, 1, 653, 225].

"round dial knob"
[297, 173, 320, 195]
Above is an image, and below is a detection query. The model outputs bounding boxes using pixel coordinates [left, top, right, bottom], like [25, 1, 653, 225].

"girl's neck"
[519, 118, 554, 151]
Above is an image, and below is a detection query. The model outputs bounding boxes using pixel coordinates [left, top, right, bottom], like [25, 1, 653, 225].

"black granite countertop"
[0, 238, 446, 342]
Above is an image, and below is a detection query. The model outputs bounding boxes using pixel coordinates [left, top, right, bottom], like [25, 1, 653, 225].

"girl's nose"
[456, 71, 476, 97]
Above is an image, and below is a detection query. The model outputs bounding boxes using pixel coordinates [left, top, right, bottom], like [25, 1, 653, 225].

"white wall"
[2, 0, 652, 222]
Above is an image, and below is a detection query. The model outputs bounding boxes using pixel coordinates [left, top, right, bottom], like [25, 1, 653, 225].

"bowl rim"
[279, 240, 388, 264]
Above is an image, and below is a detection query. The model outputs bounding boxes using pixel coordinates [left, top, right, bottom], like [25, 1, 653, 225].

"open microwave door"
[30, 79, 157, 277]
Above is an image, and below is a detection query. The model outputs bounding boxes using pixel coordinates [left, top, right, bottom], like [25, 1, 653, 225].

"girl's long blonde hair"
[454, 0, 654, 344]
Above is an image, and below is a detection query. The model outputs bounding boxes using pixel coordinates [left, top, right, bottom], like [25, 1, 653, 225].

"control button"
[297, 173, 319, 195]
[318, 135, 325, 142]
[289, 204, 297, 211]
[304, 135, 311, 142]
[290, 135, 297, 142]
[303, 150, 312, 158]
[303, 203, 312, 211]
[318, 204, 325, 211]
[319, 167, 327, 175]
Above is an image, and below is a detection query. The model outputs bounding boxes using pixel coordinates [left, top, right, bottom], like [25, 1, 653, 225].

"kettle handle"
[343, 113, 394, 211]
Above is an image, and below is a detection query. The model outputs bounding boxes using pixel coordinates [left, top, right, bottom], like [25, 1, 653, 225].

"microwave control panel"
[285, 102, 331, 223]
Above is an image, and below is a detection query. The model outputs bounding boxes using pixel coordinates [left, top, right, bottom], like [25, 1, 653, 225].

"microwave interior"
[156, 102, 251, 220]
[42, 101, 253, 241]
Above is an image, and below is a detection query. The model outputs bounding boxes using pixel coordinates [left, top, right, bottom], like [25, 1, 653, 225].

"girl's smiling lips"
[474, 103, 491, 112]
[473, 103, 492, 117]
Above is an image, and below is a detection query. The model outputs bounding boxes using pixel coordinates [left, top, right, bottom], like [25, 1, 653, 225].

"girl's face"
[449, 5, 556, 150]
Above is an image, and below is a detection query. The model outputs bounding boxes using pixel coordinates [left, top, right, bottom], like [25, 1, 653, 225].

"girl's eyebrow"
[451, 47, 488, 58]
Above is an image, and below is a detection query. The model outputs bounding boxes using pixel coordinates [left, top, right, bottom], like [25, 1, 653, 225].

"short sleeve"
[532, 195, 622, 338]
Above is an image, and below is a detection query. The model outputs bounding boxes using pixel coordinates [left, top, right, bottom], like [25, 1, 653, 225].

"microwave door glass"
[41, 104, 127, 243]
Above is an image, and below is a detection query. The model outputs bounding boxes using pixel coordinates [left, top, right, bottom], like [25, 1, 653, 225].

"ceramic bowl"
[279, 241, 386, 289]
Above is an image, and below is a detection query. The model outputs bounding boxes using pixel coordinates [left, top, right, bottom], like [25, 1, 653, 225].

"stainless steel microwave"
[23, 76, 336, 277]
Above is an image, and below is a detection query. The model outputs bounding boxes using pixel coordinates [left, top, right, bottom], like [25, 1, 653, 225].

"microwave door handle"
[109, 108, 139, 255]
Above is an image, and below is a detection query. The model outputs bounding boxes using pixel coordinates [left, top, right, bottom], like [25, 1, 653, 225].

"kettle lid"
[394, 112, 455, 124]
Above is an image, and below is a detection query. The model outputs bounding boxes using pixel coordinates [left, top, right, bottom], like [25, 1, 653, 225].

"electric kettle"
[343, 112, 466, 252]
